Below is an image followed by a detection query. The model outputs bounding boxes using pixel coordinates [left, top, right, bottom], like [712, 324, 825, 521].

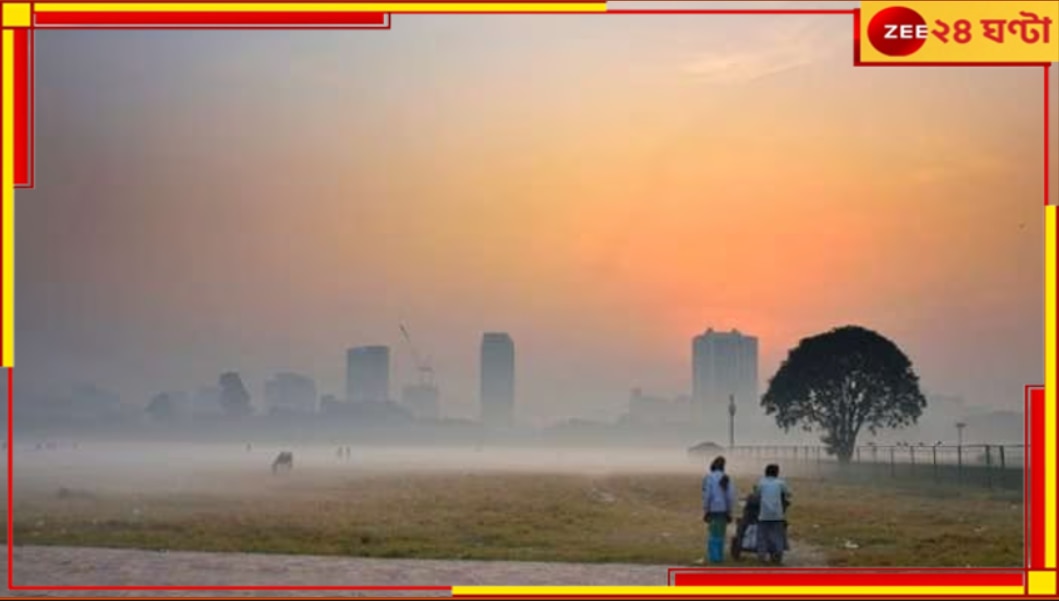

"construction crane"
[399, 323, 435, 386]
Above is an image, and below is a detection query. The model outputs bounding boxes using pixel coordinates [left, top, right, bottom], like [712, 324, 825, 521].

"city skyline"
[14, 14, 1055, 426]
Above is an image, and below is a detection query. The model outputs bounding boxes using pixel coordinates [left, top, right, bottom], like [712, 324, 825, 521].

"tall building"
[480, 332, 515, 428]
[692, 328, 758, 428]
[346, 346, 391, 403]
[264, 372, 318, 414]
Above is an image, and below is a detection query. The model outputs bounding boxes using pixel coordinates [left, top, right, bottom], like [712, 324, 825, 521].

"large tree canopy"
[761, 325, 927, 463]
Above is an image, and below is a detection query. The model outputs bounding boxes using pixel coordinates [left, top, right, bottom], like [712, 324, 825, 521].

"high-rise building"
[480, 332, 515, 428]
[692, 328, 758, 427]
[346, 346, 391, 403]
[264, 372, 318, 414]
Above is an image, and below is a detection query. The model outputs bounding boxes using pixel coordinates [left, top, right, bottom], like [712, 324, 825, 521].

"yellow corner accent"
[1028, 571, 1057, 596]
[2, 3, 31, 27]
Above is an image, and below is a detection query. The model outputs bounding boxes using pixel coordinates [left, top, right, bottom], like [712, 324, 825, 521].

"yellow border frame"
[2, 26, 15, 368]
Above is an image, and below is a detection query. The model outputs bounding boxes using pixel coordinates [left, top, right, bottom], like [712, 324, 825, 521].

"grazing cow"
[272, 451, 294, 474]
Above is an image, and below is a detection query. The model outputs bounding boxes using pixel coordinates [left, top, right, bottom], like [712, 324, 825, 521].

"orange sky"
[15, 13, 1057, 426]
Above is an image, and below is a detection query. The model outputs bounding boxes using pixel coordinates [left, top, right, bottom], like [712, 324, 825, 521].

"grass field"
[4, 464, 1024, 567]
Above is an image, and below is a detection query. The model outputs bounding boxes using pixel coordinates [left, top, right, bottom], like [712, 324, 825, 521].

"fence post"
[890, 447, 896, 478]
[957, 444, 963, 483]
[999, 445, 1006, 470]
[985, 445, 993, 489]
[932, 445, 938, 483]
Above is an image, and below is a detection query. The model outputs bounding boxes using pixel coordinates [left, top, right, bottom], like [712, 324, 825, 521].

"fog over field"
[7, 442, 811, 498]
[14, 443, 697, 484]
[3, 440, 1024, 570]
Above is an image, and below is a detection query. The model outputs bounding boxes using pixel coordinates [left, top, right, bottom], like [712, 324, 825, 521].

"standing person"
[702, 456, 737, 564]
[753, 464, 791, 564]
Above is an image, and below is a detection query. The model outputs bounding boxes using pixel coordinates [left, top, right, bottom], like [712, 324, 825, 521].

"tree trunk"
[835, 438, 855, 464]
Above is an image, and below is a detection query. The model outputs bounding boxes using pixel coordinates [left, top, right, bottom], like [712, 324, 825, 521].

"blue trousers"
[706, 513, 728, 563]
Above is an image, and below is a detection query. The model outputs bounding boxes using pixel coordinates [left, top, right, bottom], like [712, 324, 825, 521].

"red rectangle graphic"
[12, 29, 30, 188]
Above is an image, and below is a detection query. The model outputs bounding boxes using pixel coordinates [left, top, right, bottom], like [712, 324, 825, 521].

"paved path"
[1, 546, 672, 597]
[0, 542, 827, 597]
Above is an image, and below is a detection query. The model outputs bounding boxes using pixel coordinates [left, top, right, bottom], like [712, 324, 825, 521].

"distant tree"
[146, 392, 176, 421]
[761, 325, 927, 463]
[219, 372, 253, 417]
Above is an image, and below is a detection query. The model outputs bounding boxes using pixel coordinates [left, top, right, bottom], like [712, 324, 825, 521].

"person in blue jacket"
[753, 463, 792, 564]
[702, 455, 737, 563]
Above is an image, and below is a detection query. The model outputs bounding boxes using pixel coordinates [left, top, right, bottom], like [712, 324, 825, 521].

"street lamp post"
[728, 394, 736, 450]
[955, 421, 967, 479]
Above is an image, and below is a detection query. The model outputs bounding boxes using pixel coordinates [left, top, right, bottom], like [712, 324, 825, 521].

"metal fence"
[725, 444, 1025, 490]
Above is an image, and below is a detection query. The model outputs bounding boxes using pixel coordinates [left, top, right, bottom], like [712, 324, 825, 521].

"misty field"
[2, 445, 1024, 567]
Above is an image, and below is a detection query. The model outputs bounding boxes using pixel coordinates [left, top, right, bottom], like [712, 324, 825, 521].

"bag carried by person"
[741, 524, 758, 550]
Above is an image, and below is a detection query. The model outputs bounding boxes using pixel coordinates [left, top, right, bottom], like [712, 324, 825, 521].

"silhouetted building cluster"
[264, 372, 318, 415]
[402, 383, 440, 420]
[628, 388, 693, 426]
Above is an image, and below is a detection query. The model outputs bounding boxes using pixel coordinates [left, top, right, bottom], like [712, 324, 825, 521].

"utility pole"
[728, 394, 736, 449]
[956, 421, 966, 480]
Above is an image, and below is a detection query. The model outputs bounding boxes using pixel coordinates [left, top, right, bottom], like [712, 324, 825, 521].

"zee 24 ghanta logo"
[866, 5, 1052, 57]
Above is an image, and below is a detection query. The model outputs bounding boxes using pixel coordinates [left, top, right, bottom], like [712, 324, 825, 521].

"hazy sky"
[15, 7, 1058, 424]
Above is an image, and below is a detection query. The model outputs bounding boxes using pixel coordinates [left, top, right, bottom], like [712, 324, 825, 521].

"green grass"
[5, 471, 1023, 567]
[786, 479, 1023, 566]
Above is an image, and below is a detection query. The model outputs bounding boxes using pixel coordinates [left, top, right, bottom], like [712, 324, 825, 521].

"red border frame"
[1, 1, 1054, 595]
